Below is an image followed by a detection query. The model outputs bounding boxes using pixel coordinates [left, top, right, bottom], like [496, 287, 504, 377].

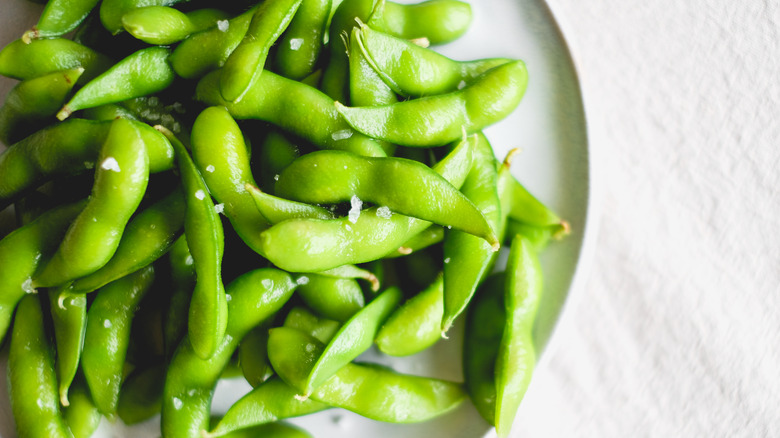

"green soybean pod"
[162, 126, 228, 361]
[24, 0, 101, 40]
[161, 269, 296, 438]
[295, 287, 401, 396]
[220, 0, 302, 102]
[245, 184, 333, 223]
[33, 118, 150, 288]
[196, 68, 387, 157]
[57, 47, 176, 120]
[9, 294, 73, 438]
[356, 23, 509, 97]
[48, 290, 88, 407]
[0, 118, 172, 210]
[494, 235, 542, 438]
[274, 0, 332, 80]
[82, 265, 156, 416]
[204, 378, 328, 437]
[379, 0, 472, 45]
[295, 274, 366, 322]
[463, 274, 504, 424]
[442, 132, 501, 332]
[169, 5, 258, 79]
[0, 68, 84, 145]
[375, 274, 443, 356]
[283, 306, 340, 343]
[0, 200, 84, 345]
[63, 378, 102, 438]
[190, 106, 269, 254]
[68, 186, 185, 294]
[163, 236, 195, 359]
[336, 60, 529, 147]
[0, 38, 111, 83]
[117, 364, 166, 425]
[100, 0, 183, 34]
[384, 225, 445, 258]
[209, 420, 314, 438]
[257, 134, 474, 272]
[504, 219, 568, 251]
[122, 7, 231, 45]
[274, 149, 499, 247]
[238, 322, 274, 388]
[268, 327, 466, 422]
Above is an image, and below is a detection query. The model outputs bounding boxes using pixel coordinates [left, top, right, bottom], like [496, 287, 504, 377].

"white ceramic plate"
[0, 0, 592, 436]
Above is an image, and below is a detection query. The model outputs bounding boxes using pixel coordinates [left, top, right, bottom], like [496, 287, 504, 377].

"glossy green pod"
[0, 200, 84, 345]
[57, 47, 175, 120]
[122, 7, 231, 45]
[68, 186, 185, 294]
[0, 68, 84, 146]
[82, 265, 156, 416]
[8, 295, 73, 438]
[219, 0, 302, 102]
[376, 274, 443, 356]
[336, 60, 528, 147]
[268, 327, 466, 423]
[0, 38, 111, 83]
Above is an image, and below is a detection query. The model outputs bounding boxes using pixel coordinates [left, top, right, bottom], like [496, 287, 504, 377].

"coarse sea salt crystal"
[214, 203, 225, 214]
[289, 38, 304, 50]
[103, 319, 112, 328]
[217, 20, 229, 32]
[348, 195, 362, 224]
[206, 164, 215, 173]
[195, 189, 206, 200]
[172, 397, 183, 410]
[21, 279, 35, 294]
[376, 206, 392, 218]
[101, 157, 121, 172]
[296, 276, 309, 285]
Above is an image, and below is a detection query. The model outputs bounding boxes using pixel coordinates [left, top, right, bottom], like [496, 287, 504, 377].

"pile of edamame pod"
[0, 0, 571, 436]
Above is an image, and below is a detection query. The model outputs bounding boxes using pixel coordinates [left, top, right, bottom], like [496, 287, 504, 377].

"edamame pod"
[336, 60, 528, 147]
[162, 269, 296, 438]
[0, 68, 84, 145]
[275, 149, 498, 247]
[268, 327, 466, 422]
[48, 290, 88, 407]
[220, 0, 302, 102]
[258, 134, 474, 271]
[34, 118, 150, 288]
[8, 295, 73, 438]
[0, 38, 111, 83]
[0, 200, 84, 344]
[442, 132, 501, 332]
[298, 286, 401, 395]
[245, 184, 334, 223]
[205, 378, 328, 437]
[100, 0, 183, 34]
[68, 186, 185, 294]
[376, 274, 444, 356]
[63, 378, 102, 438]
[82, 265, 156, 415]
[169, 6, 258, 79]
[238, 322, 274, 388]
[273, 0, 331, 80]
[163, 126, 228, 361]
[294, 274, 365, 322]
[117, 364, 166, 425]
[122, 7, 231, 45]
[356, 23, 509, 97]
[163, 236, 195, 359]
[494, 235, 542, 437]
[58, 47, 176, 120]
[24, 0, 100, 40]
[190, 106, 269, 254]
[0, 118, 172, 209]
[196, 68, 387, 157]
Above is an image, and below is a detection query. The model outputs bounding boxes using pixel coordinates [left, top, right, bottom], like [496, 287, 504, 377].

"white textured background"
[515, 0, 780, 436]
